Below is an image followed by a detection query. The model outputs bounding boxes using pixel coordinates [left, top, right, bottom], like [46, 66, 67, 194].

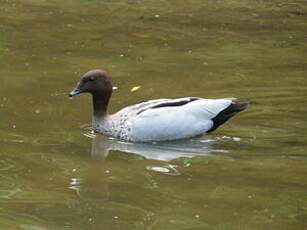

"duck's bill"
[69, 88, 83, 97]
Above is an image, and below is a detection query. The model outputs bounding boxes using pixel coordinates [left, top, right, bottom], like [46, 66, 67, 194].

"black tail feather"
[207, 102, 250, 133]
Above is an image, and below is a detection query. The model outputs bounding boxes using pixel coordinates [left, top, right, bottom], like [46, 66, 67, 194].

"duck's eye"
[89, 76, 95, 81]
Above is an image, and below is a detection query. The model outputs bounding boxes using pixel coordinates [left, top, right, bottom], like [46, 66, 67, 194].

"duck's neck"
[92, 94, 110, 124]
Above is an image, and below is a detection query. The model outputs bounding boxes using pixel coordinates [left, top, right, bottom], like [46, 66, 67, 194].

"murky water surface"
[1, 0, 307, 229]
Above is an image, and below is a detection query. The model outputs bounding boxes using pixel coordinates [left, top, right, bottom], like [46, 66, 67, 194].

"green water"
[1, 0, 307, 229]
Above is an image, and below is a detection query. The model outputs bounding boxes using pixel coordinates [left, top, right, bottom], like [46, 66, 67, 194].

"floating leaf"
[131, 86, 141, 92]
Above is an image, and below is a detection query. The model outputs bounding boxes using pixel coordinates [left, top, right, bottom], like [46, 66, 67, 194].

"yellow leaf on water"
[131, 86, 141, 92]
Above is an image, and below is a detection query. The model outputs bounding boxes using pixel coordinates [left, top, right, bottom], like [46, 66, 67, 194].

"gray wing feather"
[115, 97, 200, 116]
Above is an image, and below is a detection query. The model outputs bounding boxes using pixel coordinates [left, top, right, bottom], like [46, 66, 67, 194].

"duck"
[69, 69, 249, 142]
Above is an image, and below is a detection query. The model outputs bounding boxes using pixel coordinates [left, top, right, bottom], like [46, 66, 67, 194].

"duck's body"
[94, 97, 244, 142]
[70, 70, 249, 142]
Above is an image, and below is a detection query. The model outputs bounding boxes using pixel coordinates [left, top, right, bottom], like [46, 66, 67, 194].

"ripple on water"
[0, 188, 22, 199]
[68, 177, 82, 196]
[31, 137, 63, 146]
[146, 164, 181, 175]
[0, 158, 15, 171]
[0, 132, 24, 144]
[80, 123, 96, 139]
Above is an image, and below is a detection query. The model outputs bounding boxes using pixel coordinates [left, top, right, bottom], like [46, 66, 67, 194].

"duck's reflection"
[69, 134, 217, 202]
[91, 134, 215, 162]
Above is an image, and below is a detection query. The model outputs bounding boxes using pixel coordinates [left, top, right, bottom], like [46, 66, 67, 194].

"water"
[1, 0, 307, 229]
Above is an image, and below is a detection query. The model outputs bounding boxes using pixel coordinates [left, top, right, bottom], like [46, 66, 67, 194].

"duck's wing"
[135, 97, 201, 115]
[128, 98, 235, 141]
[133, 98, 234, 121]
[114, 97, 200, 117]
